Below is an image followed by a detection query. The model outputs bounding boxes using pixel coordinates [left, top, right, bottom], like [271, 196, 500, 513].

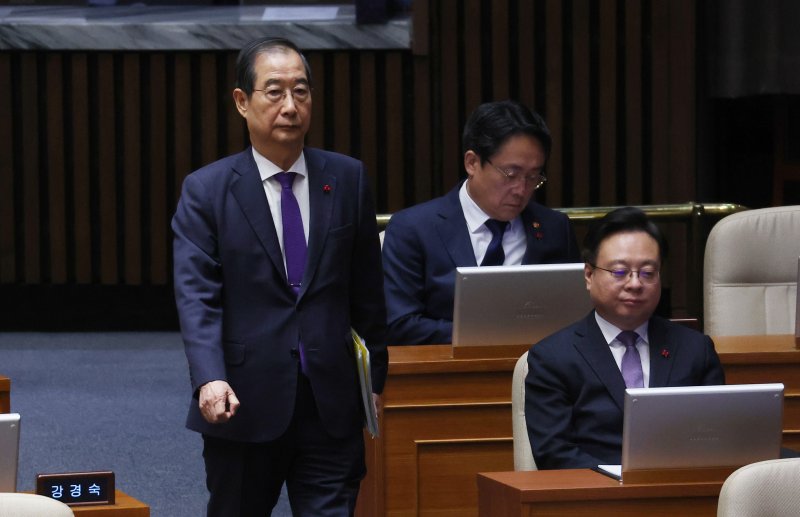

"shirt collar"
[252, 148, 308, 183]
[594, 311, 649, 346]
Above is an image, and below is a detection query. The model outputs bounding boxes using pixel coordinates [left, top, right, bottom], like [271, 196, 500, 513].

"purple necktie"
[481, 219, 507, 266]
[275, 172, 307, 295]
[618, 330, 644, 388]
[275, 172, 308, 373]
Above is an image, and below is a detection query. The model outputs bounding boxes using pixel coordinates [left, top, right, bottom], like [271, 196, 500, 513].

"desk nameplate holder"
[36, 471, 115, 506]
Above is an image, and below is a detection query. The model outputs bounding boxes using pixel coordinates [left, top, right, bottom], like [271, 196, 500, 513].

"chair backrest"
[717, 457, 800, 517]
[704, 205, 800, 336]
[0, 493, 74, 516]
[511, 352, 537, 471]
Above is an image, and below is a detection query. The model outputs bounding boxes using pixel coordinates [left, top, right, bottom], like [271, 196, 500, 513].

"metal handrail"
[377, 202, 747, 229]
[376, 202, 749, 325]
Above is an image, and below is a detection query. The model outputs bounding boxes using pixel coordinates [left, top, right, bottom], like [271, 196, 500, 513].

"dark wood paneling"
[0, 0, 704, 326]
[0, 53, 13, 283]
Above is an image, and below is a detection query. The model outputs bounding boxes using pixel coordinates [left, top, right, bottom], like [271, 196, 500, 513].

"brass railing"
[377, 202, 749, 328]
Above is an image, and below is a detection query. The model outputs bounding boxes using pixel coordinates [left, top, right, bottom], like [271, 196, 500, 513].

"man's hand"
[372, 393, 383, 417]
[199, 380, 240, 424]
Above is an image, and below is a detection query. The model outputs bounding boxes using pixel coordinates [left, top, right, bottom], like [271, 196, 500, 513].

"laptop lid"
[452, 263, 592, 346]
[622, 384, 783, 475]
[0, 412, 21, 492]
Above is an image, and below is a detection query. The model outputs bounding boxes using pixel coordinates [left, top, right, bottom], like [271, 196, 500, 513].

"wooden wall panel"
[45, 54, 67, 284]
[70, 54, 92, 284]
[0, 53, 13, 283]
[0, 0, 704, 326]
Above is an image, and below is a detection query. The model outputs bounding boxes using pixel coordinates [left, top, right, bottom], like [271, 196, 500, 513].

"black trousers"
[202, 373, 365, 517]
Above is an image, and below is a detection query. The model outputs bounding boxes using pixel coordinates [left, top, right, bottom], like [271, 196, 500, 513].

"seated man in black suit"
[382, 100, 580, 345]
[525, 206, 725, 469]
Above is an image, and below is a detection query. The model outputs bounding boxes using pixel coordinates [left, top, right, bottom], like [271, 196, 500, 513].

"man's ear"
[584, 263, 593, 291]
[232, 89, 249, 117]
[464, 150, 480, 178]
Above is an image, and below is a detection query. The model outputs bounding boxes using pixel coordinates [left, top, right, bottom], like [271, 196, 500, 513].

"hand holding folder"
[351, 329, 379, 437]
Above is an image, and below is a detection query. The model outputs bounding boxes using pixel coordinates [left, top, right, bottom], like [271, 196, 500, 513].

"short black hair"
[461, 100, 552, 164]
[582, 206, 669, 265]
[235, 37, 312, 95]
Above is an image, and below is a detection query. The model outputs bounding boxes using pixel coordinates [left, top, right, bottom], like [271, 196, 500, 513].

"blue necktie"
[275, 172, 308, 373]
[481, 219, 507, 266]
[618, 331, 644, 388]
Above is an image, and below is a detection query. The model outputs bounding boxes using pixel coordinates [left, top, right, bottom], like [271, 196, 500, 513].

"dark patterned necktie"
[481, 219, 507, 266]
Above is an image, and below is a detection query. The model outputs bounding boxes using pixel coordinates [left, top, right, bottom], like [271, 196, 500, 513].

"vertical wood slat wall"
[0, 0, 699, 323]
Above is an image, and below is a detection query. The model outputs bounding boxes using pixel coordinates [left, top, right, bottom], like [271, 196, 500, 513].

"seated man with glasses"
[381, 100, 580, 345]
[525, 206, 725, 469]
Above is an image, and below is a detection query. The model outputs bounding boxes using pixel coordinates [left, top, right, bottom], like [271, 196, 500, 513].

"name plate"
[36, 471, 115, 506]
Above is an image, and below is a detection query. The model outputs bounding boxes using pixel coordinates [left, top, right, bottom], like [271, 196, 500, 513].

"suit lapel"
[646, 317, 676, 387]
[574, 313, 629, 411]
[303, 148, 334, 299]
[435, 185, 478, 267]
[229, 149, 287, 280]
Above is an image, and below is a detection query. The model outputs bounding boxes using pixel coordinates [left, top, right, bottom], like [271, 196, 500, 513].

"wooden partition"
[0, 0, 704, 327]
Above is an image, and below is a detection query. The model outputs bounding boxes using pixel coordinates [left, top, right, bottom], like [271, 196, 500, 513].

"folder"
[351, 328, 379, 437]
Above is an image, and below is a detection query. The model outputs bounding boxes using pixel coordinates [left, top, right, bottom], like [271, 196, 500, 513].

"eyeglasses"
[252, 84, 311, 104]
[591, 264, 660, 284]
[486, 160, 547, 190]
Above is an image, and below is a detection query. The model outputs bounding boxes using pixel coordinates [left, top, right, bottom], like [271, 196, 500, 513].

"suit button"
[290, 348, 299, 358]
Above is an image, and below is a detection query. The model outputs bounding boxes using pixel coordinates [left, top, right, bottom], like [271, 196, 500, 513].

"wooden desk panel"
[0, 375, 9, 413]
[715, 335, 800, 449]
[356, 336, 800, 517]
[478, 469, 722, 517]
[360, 345, 518, 517]
[21, 491, 149, 516]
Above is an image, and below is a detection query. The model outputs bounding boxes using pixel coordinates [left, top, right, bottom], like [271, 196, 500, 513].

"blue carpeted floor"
[0, 332, 292, 516]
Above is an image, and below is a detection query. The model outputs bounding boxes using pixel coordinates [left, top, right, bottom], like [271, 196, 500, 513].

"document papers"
[352, 329, 379, 437]
[595, 465, 622, 481]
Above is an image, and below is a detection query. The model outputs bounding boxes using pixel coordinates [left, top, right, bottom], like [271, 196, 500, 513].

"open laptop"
[0, 413, 21, 492]
[615, 384, 784, 482]
[452, 263, 592, 346]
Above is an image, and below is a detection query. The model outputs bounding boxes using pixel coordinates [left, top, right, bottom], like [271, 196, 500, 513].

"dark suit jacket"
[525, 312, 726, 469]
[172, 147, 387, 442]
[381, 184, 580, 345]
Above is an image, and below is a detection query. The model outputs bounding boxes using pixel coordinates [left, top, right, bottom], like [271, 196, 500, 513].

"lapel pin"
[661, 349, 670, 358]
[323, 184, 332, 193]
[532, 221, 543, 239]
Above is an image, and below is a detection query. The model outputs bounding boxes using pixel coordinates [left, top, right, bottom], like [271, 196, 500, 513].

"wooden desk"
[0, 375, 9, 413]
[714, 335, 800, 449]
[67, 490, 149, 516]
[477, 469, 723, 517]
[356, 336, 800, 517]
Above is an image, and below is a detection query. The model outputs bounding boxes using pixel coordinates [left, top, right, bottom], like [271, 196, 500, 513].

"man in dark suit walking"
[172, 37, 387, 516]
[525, 206, 725, 469]
[381, 100, 580, 345]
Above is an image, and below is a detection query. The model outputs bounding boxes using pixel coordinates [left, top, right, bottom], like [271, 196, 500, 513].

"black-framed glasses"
[252, 84, 311, 104]
[590, 264, 660, 284]
[486, 160, 547, 190]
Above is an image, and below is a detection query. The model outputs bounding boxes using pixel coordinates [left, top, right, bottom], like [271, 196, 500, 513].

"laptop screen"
[0, 413, 21, 492]
[452, 263, 592, 346]
[622, 384, 783, 474]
